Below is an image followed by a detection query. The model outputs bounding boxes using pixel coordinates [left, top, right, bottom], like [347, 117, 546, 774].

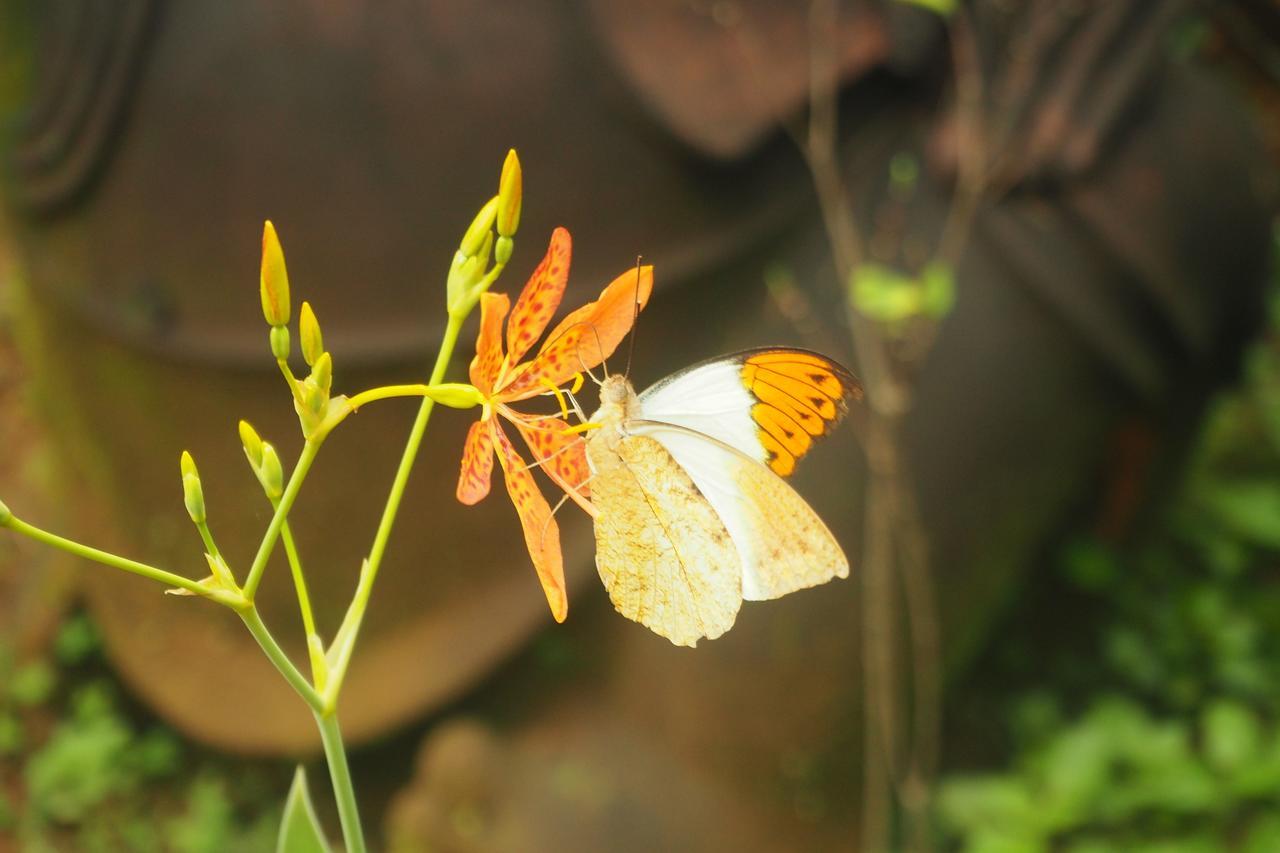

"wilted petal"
[493, 425, 568, 622]
[456, 419, 496, 505]
[506, 228, 571, 364]
[502, 265, 653, 399]
[469, 292, 511, 392]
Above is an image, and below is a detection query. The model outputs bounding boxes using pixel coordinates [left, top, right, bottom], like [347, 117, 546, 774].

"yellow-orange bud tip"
[497, 149, 523, 238]
[260, 220, 291, 327]
[299, 301, 323, 367]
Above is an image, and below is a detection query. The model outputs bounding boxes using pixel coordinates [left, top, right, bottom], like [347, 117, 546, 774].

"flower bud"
[270, 325, 291, 361]
[260, 221, 291, 327]
[299, 301, 324, 367]
[310, 351, 333, 394]
[495, 235, 514, 266]
[180, 451, 206, 525]
[497, 149, 522, 238]
[260, 444, 284, 500]
[425, 383, 486, 409]
[459, 196, 499, 258]
[302, 379, 328, 416]
[239, 420, 264, 468]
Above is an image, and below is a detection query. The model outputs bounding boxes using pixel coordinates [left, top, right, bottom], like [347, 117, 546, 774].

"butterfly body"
[585, 350, 859, 647]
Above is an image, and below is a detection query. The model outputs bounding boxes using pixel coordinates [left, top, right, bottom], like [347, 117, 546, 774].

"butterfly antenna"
[623, 255, 643, 379]
[571, 323, 608, 384]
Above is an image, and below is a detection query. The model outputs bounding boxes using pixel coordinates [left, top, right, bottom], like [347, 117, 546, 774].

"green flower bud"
[260, 444, 284, 500]
[310, 351, 333, 394]
[495, 235, 514, 266]
[260, 221, 291, 327]
[459, 196, 499, 258]
[180, 451, 206, 525]
[239, 420, 264, 468]
[302, 379, 328, 416]
[425, 383, 486, 409]
[497, 149, 523, 238]
[299, 301, 324, 367]
[270, 325, 291, 361]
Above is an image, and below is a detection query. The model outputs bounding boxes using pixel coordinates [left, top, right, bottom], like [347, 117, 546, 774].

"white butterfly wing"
[628, 420, 849, 601]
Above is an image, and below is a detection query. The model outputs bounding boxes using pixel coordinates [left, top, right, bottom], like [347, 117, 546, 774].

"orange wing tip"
[741, 348, 860, 476]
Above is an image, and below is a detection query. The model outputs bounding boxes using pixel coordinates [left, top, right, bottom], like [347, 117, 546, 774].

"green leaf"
[277, 767, 331, 853]
[1202, 700, 1260, 774]
[896, 0, 957, 16]
[1198, 480, 1280, 549]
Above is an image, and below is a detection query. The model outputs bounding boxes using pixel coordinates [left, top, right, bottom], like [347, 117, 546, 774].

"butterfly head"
[599, 374, 633, 407]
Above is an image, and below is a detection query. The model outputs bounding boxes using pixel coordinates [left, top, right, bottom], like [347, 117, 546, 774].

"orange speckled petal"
[469, 292, 511, 392]
[506, 228, 571, 364]
[456, 418, 495, 505]
[512, 415, 593, 504]
[493, 424, 568, 623]
[502, 264, 653, 399]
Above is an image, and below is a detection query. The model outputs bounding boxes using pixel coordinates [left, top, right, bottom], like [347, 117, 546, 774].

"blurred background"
[0, 1, 1277, 850]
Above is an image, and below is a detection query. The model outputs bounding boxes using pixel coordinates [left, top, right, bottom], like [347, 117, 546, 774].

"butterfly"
[584, 348, 861, 647]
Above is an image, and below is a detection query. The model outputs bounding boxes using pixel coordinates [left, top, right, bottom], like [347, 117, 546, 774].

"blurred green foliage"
[939, 240, 1280, 851]
[0, 613, 283, 851]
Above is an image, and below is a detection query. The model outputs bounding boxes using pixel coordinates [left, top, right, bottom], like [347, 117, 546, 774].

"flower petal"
[506, 228, 571, 364]
[511, 413, 593, 506]
[469, 292, 511, 392]
[456, 418, 495, 505]
[493, 424, 568, 622]
[502, 264, 653, 399]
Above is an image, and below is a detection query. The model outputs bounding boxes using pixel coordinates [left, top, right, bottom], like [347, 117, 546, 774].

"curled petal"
[493, 425, 568, 622]
[502, 265, 653, 399]
[512, 414, 594, 509]
[507, 228, 571, 364]
[469, 292, 511, 392]
[456, 419, 495, 505]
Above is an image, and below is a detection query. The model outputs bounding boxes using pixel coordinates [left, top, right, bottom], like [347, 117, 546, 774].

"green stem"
[347, 384, 437, 410]
[324, 314, 465, 697]
[239, 607, 324, 712]
[3, 514, 244, 607]
[278, 520, 317, 642]
[243, 439, 322, 599]
[315, 711, 366, 853]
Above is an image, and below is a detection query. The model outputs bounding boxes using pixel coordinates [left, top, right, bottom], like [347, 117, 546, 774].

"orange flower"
[457, 227, 653, 621]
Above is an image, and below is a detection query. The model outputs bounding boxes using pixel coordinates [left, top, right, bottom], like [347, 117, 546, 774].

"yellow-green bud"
[299, 301, 323, 367]
[260, 221, 291, 327]
[477, 230, 494, 269]
[180, 451, 206, 525]
[239, 420, 264, 468]
[425, 383, 486, 409]
[495, 235, 514, 266]
[270, 325, 291, 360]
[459, 196, 499, 258]
[310, 351, 333, 393]
[0, 498, 11, 525]
[302, 379, 327, 415]
[497, 149, 522, 238]
[260, 444, 284, 499]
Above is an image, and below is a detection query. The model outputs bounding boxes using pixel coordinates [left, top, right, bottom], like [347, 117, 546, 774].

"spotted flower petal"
[512, 414, 593, 506]
[456, 418, 495, 505]
[506, 228, 571, 364]
[469, 292, 511, 392]
[493, 424, 568, 622]
[503, 265, 653, 399]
